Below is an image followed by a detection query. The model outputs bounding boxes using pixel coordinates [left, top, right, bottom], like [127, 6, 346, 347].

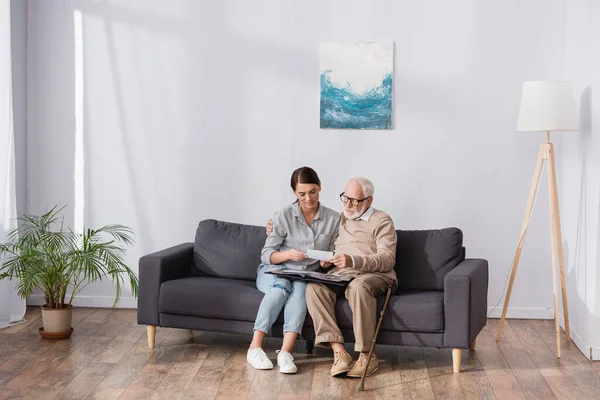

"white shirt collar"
[358, 207, 375, 222]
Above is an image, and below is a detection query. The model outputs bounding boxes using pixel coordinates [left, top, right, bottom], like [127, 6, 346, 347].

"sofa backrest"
[394, 228, 464, 291]
[191, 220, 464, 288]
[191, 219, 266, 281]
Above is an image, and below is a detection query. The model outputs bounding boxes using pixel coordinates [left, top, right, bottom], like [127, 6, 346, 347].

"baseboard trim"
[487, 307, 554, 319]
[26, 295, 137, 309]
[558, 313, 600, 361]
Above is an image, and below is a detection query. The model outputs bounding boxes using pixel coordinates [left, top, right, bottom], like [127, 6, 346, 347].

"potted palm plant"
[0, 206, 138, 338]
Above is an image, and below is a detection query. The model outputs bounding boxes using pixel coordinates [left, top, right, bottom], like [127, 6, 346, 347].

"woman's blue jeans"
[253, 265, 307, 335]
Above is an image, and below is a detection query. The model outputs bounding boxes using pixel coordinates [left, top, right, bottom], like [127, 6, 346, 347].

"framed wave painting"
[320, 42, 393, 130]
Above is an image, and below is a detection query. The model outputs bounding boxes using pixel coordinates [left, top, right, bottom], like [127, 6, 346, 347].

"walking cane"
[357, 280, 395, 391]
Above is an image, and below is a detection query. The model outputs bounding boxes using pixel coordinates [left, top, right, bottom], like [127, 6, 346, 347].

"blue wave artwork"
[320, 42, 393, 130]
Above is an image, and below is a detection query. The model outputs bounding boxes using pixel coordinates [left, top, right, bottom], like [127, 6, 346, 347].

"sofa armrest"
[137, 242, 194, 326]
[443, 258, 489, 348]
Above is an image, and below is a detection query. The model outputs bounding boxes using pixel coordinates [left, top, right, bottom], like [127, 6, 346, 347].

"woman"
[247, 167, 340, 374]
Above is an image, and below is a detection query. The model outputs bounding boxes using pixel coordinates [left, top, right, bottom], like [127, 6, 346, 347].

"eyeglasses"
[339, 192, 371, 206]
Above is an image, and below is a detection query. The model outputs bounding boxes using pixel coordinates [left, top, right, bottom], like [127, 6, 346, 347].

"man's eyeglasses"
[339, 192, 371, 206]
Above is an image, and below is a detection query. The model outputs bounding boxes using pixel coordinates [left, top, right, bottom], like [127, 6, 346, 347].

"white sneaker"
[247, 347, 273, 370]
[276, 350, 297, 374]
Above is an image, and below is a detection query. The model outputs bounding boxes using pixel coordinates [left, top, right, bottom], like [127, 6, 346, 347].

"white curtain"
[0, 0, 25, 330]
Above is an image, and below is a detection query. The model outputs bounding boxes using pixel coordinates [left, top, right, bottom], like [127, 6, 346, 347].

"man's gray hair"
[350, 177, 375, 198]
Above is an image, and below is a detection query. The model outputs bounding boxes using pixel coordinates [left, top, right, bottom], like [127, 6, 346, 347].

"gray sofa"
[137, 219, 488, 373]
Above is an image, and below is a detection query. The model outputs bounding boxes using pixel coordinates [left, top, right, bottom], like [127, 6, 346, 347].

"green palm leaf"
[0, 206, 138, 309]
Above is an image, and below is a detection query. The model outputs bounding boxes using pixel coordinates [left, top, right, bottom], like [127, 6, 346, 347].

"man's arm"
[261, 212, 286, 265]
[351, 216, 397, 273]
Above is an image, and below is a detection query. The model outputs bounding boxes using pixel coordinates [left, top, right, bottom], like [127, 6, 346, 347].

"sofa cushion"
[333, 291, 444, 333]
[394, 228, 463, 290]
[191, 219, 266, 281]
[160, 277, 268, 322]
[160, 278, 444, 333]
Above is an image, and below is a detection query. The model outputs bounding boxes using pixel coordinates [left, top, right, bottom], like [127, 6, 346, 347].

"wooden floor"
[0, 308, 599, 399]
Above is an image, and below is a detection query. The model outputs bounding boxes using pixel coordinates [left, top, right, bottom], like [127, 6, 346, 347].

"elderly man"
[307, 177, 397, 378]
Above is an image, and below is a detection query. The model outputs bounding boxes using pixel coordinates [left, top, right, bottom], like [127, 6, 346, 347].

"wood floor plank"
[0, 312, 49, 364]
[592, 360, 600, 378]
[55, 361, 116, 399]
[21, 336, 113, 400]
[247, 336, 284, 400]
[370, 344, 403, 400]
[0, 326, 90, 398]
[0, 335, 55, 388]
[338, 343, 373, 399]
[92, 322, 146, 364]
[151, 332, 219, 400]
[0, 333, 12, 347]
[456, 347, 495, 400]
[3, 309, 600, 399]
[397, 346, 434, 400]
[183, 334, 243, 399]
[117, 342, 188, 399]
[0, 326, 84, 391]
[89, 308, 137, 338]
[214, 335, 256, 399]
[70, 309, 118, 338]
[69, 307, 97, 329]
[487, 319, 557, 399]
[532, 319, 600, 398]
[0, 307, 42, 334]
[85, 326, 174, 400]
[478, 324, 526, 400]
[277, 341, 317, 400]
[0, 360, 62, 398]
[9, 308, 137, 399]
[510, 320, 585, 399]
[308, 346, 343, 400]
[422, 347, 464, 399]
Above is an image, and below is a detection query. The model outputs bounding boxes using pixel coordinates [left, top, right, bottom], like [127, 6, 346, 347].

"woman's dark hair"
[291, 166, 321, 191]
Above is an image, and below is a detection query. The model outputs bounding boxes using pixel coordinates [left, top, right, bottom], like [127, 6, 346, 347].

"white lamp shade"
[516, 81, 578, 132]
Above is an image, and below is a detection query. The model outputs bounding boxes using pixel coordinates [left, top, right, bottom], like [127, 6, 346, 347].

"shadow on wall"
[53, 0, 316, 258]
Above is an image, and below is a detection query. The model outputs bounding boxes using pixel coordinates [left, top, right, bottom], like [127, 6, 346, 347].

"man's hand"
[266, 219, 273, 235]
[288, 249, 307, 262]
[265, 211, 278, 235]
[320, 260, 332, 268]
[330, 253, 352, 268]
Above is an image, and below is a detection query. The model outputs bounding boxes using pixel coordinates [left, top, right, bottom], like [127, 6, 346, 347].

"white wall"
[10, 0, 26, 218]
[560, 0, 600, 359]
[25, 0, 567, 316]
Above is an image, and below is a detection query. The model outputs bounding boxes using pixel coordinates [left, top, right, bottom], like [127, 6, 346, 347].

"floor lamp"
[496, 81, 578, 358]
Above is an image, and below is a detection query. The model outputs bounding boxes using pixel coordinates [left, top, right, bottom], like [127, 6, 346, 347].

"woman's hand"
[320, 260, 332, 268]
[287, 249, 307, 262]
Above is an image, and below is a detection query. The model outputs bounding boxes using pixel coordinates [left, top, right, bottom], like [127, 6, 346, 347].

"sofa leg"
[469, 337, 477, 351]
[306, 340, 314, 353]
[148, 325, 156, 349]
[452, 348, 462, 373]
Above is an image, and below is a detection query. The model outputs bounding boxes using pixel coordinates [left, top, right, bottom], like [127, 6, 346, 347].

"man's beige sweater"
[328, 208, 398, 283]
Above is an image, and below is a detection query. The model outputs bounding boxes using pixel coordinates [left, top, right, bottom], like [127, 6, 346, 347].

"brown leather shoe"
[330, 350, 354, 377]
[346, 353, 379, 378]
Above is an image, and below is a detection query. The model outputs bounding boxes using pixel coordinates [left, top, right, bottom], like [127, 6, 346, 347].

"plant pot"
[40, 304, 73, 339]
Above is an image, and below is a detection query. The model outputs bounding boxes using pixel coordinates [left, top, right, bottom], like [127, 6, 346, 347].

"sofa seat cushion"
[160, 277, 266, 323]
[334, 291, 444, 333]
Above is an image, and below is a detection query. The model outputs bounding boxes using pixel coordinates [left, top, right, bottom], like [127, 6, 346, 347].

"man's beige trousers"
[306, 273, 390, 352]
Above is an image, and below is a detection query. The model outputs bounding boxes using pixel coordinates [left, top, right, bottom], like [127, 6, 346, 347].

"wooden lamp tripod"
[496, 81, 578, 358]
